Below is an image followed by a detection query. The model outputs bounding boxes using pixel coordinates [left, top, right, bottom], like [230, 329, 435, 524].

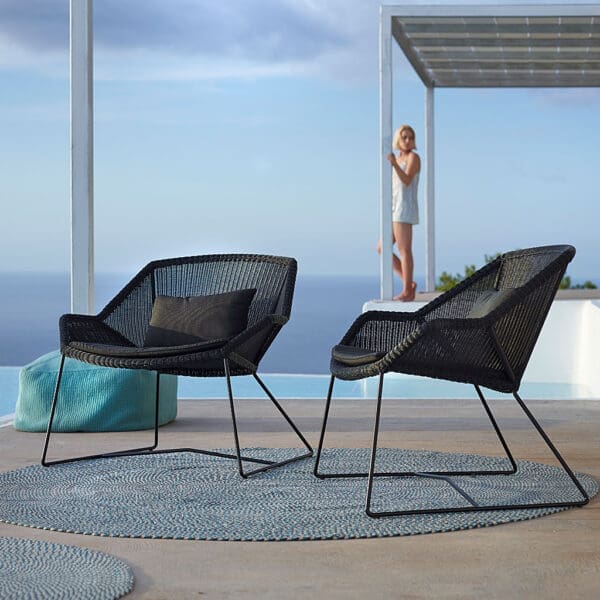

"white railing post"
[425, 86, 435, 292]
[379, 7, 394, 300]
[70, 0, 94, 314]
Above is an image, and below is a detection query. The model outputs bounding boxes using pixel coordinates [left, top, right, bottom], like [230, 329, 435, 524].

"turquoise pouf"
[15, 351, 177, 432]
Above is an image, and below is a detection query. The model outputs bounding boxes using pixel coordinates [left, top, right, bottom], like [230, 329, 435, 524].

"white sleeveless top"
[392, 155, 419, 225]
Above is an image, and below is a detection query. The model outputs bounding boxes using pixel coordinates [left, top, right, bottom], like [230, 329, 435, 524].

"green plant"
[436, 253, 597, 292]
[435, 253, 498, 292]
[560, 275, 597, 290]
[435, 266, 475, 292]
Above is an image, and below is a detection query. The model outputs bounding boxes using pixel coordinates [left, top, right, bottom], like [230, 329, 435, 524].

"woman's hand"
[387, 153, 398, 166]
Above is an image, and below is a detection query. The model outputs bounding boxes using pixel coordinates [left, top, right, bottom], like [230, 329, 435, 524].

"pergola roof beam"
[391, 18, 435, 87]
[391, 6, 600, 88]
[414, 38, 598, 47]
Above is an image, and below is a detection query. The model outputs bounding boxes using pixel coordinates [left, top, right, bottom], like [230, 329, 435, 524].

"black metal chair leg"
[512, 391, 589, 503]
[41, 362, 161, 467]
[314, 375, 336, 478]
[474, 384, 517, 474]
[224, 358, 247, 478]
[41, 353, 66, 466]
[152, 372, 161, 448]
[311, 374, 588, 517]
[365, 387, 589, 518]
[253, 372, 313, 455]
[41, 359, 308, 474]
[314, 380, 517, 480]
[365, 373, 385, 517]
[224, 359, 313, 479]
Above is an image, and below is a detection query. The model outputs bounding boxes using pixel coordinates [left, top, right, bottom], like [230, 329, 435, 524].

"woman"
[377, 124, 421, 301]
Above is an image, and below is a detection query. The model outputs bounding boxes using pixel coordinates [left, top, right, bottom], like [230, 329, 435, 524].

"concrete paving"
[1, 397, 598, 599]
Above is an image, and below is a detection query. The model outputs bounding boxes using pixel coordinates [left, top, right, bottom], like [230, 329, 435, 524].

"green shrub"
[436, 252, 597, 292]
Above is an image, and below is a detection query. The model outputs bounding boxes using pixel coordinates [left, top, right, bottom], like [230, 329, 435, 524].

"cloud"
[93, 1, 348, 62]
[0, 0, 380, 82]
[2, 0, 595, 85]
[0, 0, 68, 52]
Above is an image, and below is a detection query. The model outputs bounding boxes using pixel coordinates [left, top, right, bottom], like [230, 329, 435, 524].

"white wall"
[577, 300, 600, 397]
[525, 300, 583, 384]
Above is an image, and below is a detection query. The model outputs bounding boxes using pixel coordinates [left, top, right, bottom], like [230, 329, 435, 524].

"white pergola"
[69, 2, 600, 310]
[70, 0, 93, 313]
[379, 4, 600, 299]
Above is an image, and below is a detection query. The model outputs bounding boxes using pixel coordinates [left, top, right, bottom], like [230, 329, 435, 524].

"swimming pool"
[0, 366, 594, 423]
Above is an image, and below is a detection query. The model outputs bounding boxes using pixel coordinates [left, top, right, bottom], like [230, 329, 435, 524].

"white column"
[70, 0, 94, 314]
[379, 7, 393, 300]
[425, 86, 435, 292]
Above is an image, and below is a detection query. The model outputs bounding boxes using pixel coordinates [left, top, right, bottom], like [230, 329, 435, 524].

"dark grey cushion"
[332, 344, 386, 366]
[468, 289, 517, 319]
[144, 288, 256, 347]
[71, 339, 228, 358]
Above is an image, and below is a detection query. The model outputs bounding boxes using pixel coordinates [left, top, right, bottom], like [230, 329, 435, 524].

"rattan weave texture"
[332, 245, 574, 391]
[59, 254, 296, 377]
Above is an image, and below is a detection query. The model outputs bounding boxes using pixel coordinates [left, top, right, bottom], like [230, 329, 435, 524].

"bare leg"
[392, 222, 416, 301]
[376, 236, 403, 278]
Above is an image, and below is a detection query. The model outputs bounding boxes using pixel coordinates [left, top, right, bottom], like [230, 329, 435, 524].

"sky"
[0, 0, 599, 282]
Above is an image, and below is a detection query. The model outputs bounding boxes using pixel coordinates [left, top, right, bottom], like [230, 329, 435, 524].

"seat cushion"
[70, 338, 227, 358]
[14, 350, 178, 432]
[331, 344, 386, 366]
[468, 289, 517, 319]
[144, 288, 257, 347]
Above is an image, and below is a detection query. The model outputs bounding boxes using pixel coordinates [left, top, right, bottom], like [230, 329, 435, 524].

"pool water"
[0, 366, 594, 423]
[178, 374, 590, 402]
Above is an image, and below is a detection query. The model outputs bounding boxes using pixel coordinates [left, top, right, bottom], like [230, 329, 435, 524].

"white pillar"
[425, 86, 435, 292]
[379, 7, 393, 300]
[70, 0, 94, 314]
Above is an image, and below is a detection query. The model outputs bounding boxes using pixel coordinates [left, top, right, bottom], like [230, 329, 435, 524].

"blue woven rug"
[0, 449, 596, 541]
[0, 536, 134, 599]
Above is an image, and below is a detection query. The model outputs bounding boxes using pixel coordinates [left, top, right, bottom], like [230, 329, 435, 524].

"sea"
[0, 272, 425, 373]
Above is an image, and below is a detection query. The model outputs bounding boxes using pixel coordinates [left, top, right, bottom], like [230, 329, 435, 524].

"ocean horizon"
[0, 272, 426, 373]
[2, 271, 597, 373]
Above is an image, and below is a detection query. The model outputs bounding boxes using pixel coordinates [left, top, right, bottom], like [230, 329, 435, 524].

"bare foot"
[393, 281, 417, 302]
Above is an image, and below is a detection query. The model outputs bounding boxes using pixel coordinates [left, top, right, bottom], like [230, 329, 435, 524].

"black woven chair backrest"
[100, 254, 296, 347]
[492, 245, 574, 383]
[424, 261, 501, 322]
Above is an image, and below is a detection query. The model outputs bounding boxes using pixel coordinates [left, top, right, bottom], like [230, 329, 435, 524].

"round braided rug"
[0, 449, 596, 541]
[0, 536, 134, 599]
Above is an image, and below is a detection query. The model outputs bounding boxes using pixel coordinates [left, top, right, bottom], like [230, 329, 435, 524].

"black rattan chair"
[314, 245, 589, 516]
[42, 254, 312, 476]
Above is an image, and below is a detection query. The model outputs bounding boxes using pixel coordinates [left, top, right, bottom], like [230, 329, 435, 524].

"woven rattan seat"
[315, 245, 590, 517]
[42, 254, 312, 476]
[68, 339, 228, 359]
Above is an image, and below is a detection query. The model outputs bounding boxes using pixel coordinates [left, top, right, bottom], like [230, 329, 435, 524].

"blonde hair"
[393, 125, 416, 150]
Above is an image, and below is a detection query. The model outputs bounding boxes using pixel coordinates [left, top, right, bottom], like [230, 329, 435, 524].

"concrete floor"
[1, 397, 599, 599]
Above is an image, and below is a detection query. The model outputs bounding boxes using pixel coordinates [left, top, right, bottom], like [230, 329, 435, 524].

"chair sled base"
[42, 355, 313, 478]
[314, 374, 589, 518]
